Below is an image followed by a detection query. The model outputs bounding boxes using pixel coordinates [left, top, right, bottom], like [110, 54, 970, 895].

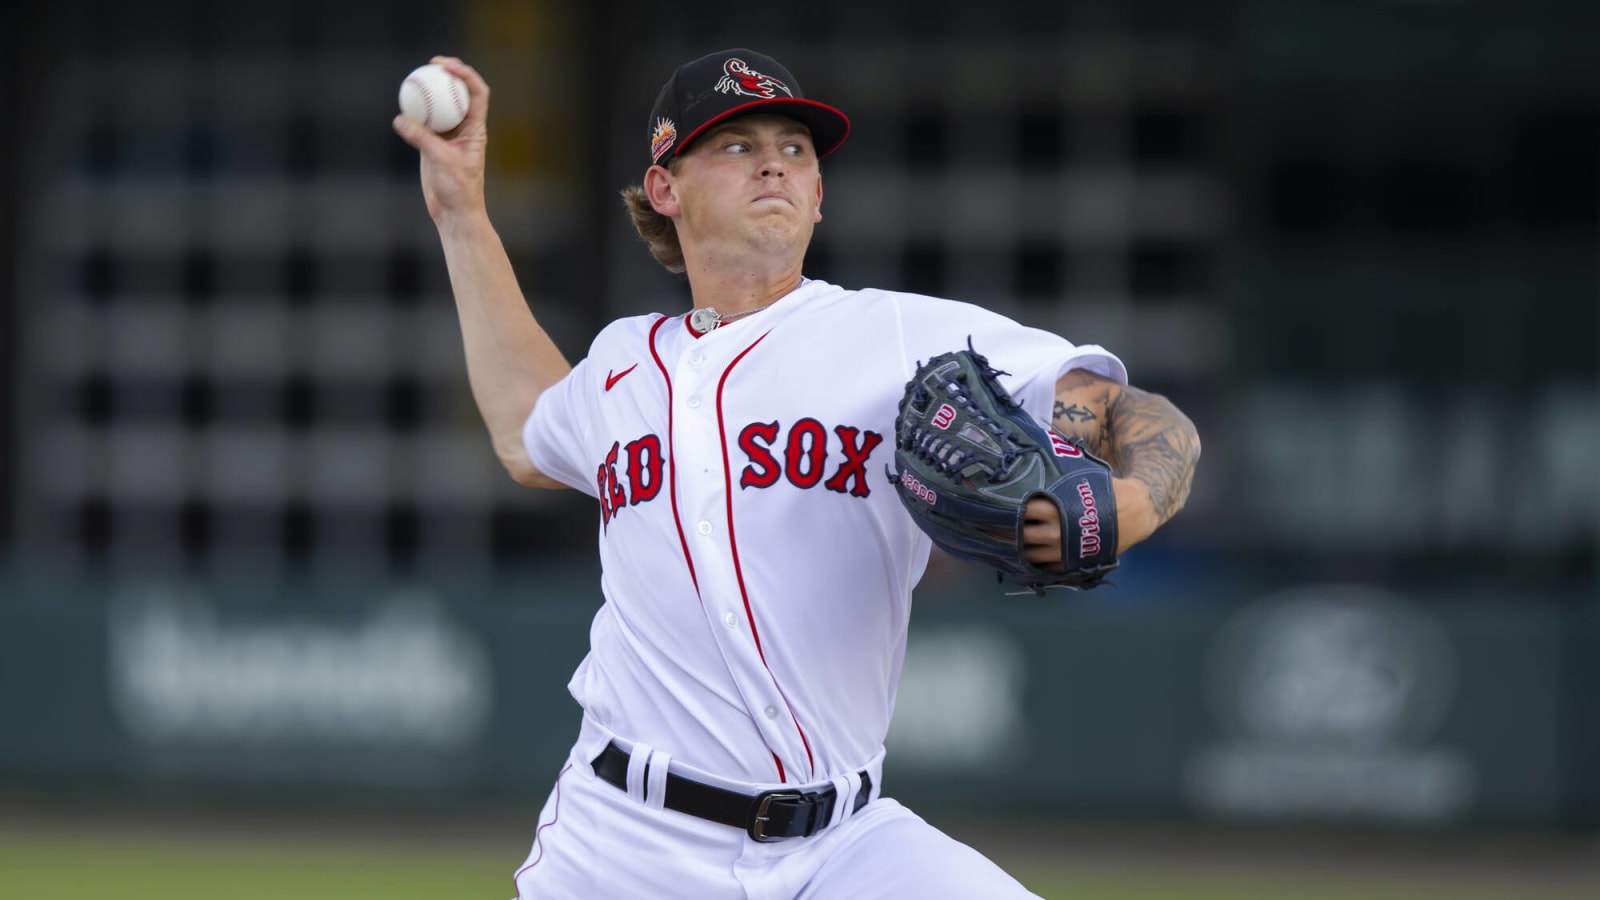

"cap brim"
[672, 98, 851, 163]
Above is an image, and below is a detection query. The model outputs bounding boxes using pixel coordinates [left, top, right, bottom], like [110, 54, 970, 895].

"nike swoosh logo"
[605, 364, 639, 392]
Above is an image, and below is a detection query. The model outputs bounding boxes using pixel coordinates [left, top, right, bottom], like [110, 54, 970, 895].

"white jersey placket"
[666, 322, 813, 784]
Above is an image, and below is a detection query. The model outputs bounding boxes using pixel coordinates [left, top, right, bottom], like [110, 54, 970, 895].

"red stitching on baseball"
[447, 77, 466, 121]
[405, 74, 436, 130]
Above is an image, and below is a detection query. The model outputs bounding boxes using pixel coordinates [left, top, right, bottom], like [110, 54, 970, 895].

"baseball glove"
[890, 343, 1118, 594]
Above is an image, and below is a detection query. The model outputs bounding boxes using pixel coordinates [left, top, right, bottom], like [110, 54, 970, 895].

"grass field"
[3, 823, 1597, 900]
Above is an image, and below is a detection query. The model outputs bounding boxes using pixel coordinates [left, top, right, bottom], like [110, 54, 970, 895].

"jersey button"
[689, 351, 705, 365]
[723, 612, 738, 628]
[686, 396, 701, 408]
[697, 521, 712, 535]
[763, 705, 779, 719]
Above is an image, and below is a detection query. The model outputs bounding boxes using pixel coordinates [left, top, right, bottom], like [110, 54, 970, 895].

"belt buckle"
[748, 790, 805, 842]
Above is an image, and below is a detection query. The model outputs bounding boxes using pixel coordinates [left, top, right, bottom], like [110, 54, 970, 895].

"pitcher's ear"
[644, 164, 680, 216]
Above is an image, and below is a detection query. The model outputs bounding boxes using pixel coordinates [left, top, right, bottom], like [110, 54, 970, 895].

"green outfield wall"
[0, 569, 1592, 831]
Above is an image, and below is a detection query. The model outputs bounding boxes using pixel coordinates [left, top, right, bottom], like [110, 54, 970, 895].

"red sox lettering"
[596, 421, 883, 527]
[597, 434, 665, 527]
[737, 420, 883, 497]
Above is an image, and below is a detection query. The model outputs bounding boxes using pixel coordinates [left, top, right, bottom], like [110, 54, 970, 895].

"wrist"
[434, 205, 493, 235]
[1111, 477, 1157, 552]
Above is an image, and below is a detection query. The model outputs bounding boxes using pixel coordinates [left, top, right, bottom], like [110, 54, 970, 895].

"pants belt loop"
[643, 749, 671, 812]
[827, 771, 861, 830]
[625, 741, 653, 805]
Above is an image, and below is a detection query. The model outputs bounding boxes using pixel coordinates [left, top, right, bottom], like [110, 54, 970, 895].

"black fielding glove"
[890, 344, 1118, 594]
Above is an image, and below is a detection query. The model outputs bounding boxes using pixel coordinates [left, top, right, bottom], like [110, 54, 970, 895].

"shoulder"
[555, 314, 672, 394]
[586, 313, 672, 356]
[839, 287, 1042, 346]
[819, 282, 1005, 323]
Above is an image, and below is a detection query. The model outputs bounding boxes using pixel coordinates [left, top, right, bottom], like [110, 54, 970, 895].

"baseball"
[399, 63, 469, 132]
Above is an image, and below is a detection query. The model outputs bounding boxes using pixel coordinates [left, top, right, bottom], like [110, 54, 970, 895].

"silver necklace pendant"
[689, 302, 774, 334]
[689, 307, 721, 334]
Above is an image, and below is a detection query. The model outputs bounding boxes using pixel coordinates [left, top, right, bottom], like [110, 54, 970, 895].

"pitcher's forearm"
[437, 213, 572, 475]
[1106, 388, 1200, 529]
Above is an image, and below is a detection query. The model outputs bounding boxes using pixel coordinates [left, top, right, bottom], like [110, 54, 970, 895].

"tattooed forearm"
[1052, 370, 1201, 535]
[1102, 387, 1200, 526]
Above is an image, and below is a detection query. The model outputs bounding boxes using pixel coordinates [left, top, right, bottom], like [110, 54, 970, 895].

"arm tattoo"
[1103, 386, 1201, 527]
[1050, 371, 1116, 461]
[1053, 401, 1097, 425]
[1051, 373, 1200, 528]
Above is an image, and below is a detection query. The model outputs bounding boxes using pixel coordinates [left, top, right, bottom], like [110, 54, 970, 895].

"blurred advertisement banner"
[0, 575, 1581, 827]
[887, 626, 1027, 770]
[1184, 586, 1474, 823]
[109, 587, 492, 747]
[1236, 386, 1600, 556]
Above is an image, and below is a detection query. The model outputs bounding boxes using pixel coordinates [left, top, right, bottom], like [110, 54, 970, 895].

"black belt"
[591, 741, 871, 842]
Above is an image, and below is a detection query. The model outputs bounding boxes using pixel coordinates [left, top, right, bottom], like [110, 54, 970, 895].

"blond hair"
[620, 162, 686, 274]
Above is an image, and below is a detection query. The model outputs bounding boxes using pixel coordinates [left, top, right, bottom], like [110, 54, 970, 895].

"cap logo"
[715, 58, 792, 100]
[650, 117, 677, 163]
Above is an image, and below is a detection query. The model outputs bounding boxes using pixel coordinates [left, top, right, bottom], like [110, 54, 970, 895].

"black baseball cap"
[646, 49, 850, 169]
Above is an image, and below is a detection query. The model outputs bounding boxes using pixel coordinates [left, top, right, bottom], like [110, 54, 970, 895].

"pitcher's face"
[656, 115, 824, 259]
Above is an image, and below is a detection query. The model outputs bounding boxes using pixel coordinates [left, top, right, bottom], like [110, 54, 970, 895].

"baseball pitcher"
[394, 47, 1200, 900]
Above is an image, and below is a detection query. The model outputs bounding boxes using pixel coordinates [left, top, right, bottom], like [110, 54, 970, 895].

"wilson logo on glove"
[1077, 480, 1102, 556]
[1048, 432, 1082, 458]
[932, 404, 957, 430]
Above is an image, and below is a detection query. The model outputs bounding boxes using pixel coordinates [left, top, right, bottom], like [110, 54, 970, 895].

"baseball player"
[393, 48, 1199, 900]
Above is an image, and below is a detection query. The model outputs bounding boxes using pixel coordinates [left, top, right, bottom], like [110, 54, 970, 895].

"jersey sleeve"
[522, 357, 601, 498]
[886, 292, 1129, 421]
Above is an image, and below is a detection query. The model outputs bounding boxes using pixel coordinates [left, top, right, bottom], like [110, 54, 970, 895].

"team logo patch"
[650, 117, 677, 163]
[716, 58, 792, 100]
[931, 403, 957, 430]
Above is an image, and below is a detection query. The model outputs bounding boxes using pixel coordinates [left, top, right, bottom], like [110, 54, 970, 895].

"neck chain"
[689, 301, 776, 335]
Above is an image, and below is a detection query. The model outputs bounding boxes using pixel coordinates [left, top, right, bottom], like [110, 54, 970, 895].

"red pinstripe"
[715, 330, 816, 781]
[512, 763, 572, 895]
[647, 315, 702, 599]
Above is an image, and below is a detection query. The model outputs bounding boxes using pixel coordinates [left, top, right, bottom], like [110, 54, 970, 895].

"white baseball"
[399, 63, 469, 132]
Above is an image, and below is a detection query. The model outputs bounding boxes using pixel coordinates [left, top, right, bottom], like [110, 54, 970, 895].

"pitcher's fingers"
[433, 58, 491, 124]
[392, 113, 451, 156]
[1023, 496, 1061, 551]
[1023, 498, 1057, 526]
[1023, 544, 1062, 566]
[1022, 520, 1060, 548]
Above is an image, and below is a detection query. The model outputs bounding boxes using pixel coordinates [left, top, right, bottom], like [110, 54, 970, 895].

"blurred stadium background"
[2, 0, 1599, 897]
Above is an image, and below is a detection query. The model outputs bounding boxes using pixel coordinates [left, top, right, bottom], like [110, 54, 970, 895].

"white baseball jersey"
[523, 277, 1126, 787]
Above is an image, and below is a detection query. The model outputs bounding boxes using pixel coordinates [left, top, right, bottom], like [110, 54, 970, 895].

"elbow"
[504, 457, 544, 488]
[1163, 394, 1202, 461]
[1176, 407, 1203, 511]
[496, 438, 563, 490]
